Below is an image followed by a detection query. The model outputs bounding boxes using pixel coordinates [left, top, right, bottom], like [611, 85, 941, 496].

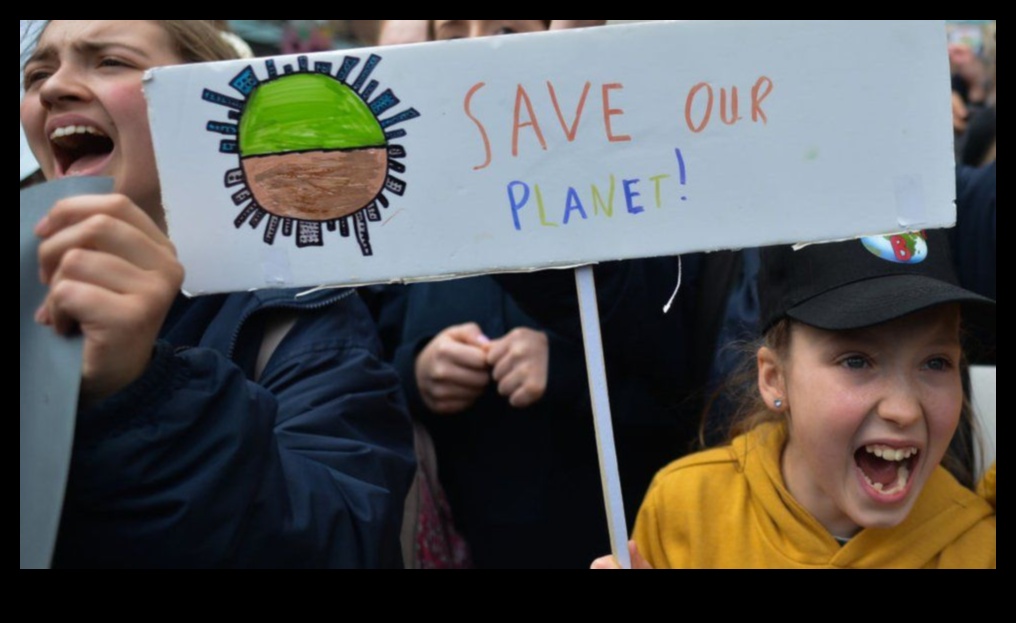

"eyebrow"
[26, 40, 152, 66]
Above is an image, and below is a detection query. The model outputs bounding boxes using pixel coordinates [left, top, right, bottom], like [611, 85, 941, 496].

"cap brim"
[787, 274, 995, 331]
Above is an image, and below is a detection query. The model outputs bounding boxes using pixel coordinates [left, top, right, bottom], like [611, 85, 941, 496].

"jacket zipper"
[226, 289, 357, 360]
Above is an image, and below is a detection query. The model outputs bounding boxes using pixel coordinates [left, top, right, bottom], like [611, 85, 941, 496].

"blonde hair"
[149, 20, 239, 63]
[698, 319, 791, 449]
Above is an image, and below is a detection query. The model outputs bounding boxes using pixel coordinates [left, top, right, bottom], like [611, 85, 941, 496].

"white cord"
[662, 256, 683, 315]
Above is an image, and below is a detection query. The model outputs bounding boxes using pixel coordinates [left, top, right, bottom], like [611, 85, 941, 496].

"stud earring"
[774, 399, 784, 410]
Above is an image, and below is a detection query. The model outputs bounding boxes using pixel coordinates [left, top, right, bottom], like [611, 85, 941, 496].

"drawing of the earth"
[239, 73, 387, 221]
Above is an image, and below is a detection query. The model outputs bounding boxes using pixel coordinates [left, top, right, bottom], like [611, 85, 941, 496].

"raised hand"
[590, 541, 654, 569]
[36, 193, 183, 407]
[414, 322, 492, 415]
[486, 327, 549, 409]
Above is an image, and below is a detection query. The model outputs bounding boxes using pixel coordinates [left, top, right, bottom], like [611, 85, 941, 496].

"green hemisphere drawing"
[239, 73, 386, 157]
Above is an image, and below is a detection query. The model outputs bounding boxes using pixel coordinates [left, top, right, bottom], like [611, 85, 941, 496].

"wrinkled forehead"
[31, 20, 169, 62]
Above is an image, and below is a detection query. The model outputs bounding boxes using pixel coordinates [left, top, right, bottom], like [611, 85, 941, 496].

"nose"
[39, 63, 90, 110]
[876, 376, 924, 429]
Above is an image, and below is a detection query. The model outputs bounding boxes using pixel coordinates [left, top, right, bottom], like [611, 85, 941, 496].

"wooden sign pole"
[575, 265, 631, 569]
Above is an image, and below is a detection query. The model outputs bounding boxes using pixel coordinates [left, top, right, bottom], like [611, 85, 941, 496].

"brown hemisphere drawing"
[242, 148, 388, 220]
[207, 54, 418, 252]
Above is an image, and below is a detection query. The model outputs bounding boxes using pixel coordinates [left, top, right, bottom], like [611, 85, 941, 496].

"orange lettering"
[548, 81, 592, 142]
[512, 84, 549, 158]
[601, 83, 632, 143]
[464, 82, 493, 171]
[751, 76, 774, 124]
[720, 86, 741, 126]
[685, 82, 714, 134]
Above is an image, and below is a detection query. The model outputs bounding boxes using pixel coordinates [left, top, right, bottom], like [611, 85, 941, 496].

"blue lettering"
[508, 181, 531, 231]
[563, 187, 588, 225]
[623, 178, 644, 215]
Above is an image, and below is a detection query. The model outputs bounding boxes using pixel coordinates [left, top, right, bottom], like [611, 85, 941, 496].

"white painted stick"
[574, 265, 631, 569]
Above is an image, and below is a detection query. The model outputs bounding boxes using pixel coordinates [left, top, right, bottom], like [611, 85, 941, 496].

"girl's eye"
[99, 57, 131, 69]
[840, 356, 870, 370]
[23, 68, 51, 89]
[495, 27, 518, 36]
[924, 357, 953, 372]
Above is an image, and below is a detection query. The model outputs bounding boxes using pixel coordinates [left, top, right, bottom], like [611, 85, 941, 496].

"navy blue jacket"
[954, 162, 996, 301]
[953, 162, 996, 364]
[379, 277, 608, 568]
[53, 288, 416, 569]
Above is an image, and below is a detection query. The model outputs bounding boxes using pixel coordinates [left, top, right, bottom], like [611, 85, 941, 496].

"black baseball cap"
[759, 229, 994, 332]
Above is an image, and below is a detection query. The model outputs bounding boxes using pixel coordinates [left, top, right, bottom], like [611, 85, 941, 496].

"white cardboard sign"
[145, 20, 955, 295]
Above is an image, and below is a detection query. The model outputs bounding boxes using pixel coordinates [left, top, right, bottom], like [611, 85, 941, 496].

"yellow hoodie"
[634, 423, 995, 569]
[980, 464, 996, 510]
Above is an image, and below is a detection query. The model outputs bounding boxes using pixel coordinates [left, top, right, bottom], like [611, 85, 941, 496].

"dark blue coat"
[494, 261, 704, 514]
[381, 277, 606, 569]
[53, 288, 416, 569]
[953, 161, 996, 364]
[954, 162, 996, 301]
[375, 271, 700, 568]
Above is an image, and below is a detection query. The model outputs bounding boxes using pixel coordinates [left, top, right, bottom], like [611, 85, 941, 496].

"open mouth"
[50, 125, 114, 177]
[854, 445, 919, 497]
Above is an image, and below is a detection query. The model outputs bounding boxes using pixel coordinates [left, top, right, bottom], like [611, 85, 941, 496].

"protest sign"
[146, 20, 954, 295]
[145, 20, 955, 567]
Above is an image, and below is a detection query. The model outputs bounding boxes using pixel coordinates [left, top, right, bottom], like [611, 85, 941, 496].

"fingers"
[45, 274, 122, 337]
[417, 371, 487, 415]
[38, 214, 176, 287]
[421, 374, 489, 415]
[44, 248, 173, 334]
[487, 328, 549, 408]
[589, 542, 654, 570]
[486, 327, 543, 373]
[33, 193, 184, 405]
[590, 555, 622, 570]
[415, 323, 493, 415]
[37, 194, 176, 286]
[428, 362, 491, 392]
[435, 324, 491, 372]
[44, 278, 158, 403]
[418, 325, 549, 412]
[37, 194, 169, 245]
[630, 541, 654, 570]
[494, 367, 546, 409]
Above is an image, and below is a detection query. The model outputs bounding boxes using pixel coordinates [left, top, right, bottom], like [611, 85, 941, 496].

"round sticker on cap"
[861, 232, 928, 264]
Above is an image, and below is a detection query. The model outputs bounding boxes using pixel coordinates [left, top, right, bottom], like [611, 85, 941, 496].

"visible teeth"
[865, 445, 918, 462]
[896, 465, 910, 490]
[50, 125, 106, 141]
[861, 464, 912, 497]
